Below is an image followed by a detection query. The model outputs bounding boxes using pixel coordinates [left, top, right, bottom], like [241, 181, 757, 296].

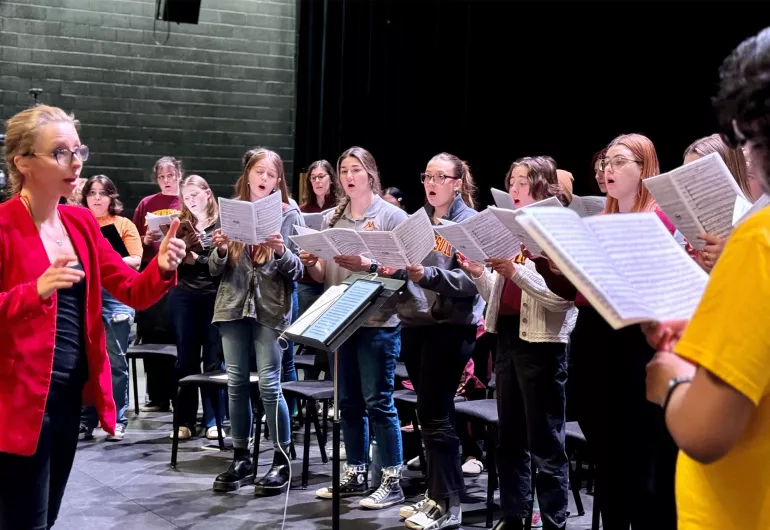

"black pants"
[496, 316, 569, 528]
[0, 385, 82, 529]
[571, 307, 677, 530]
[401, 324, 476, 500]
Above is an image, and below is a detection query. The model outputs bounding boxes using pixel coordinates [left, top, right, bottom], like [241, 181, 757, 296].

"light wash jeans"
[81, 290, 133, 429]
[219, 318, 290, 450]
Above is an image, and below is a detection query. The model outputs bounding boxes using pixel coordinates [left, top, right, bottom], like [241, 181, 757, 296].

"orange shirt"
[96, 215, 143, 259]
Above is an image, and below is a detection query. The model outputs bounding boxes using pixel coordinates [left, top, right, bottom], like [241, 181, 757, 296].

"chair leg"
[309, 399, 328, 464]
[486, 427, 497, 529]
[322, 400, 328, 441]
[213, 389, 225, 451]
[412, 409, 426, 476]
[301, 399, 312, 489]
[571, 460, 585, 517]
[132, 358, 140, 416]
[170, 385, 182, 468]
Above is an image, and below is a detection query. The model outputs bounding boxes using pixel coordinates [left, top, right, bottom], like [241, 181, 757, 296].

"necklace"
[20, 194, 67, 247]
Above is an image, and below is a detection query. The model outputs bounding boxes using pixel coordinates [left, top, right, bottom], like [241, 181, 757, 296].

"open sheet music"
[302, 209, 334, 231]
[145, 212, 178, 233]
[491, 188, 515, 210]
[734, 193, 770, 226]
[289, 209, 436, 268]
[568, 195, 606, 218]
[218, 192, 282, 245]
[433, 197, 562, 263]
[643, 153, 746, 250]
[516, 207, 709, 329]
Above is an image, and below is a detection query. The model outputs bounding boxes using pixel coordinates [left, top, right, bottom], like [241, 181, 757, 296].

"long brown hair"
[301, 159, 339, 210]
[505, 156, 562, 203]
[81, 175, 123, 216]
[604, 133, 659, 214]
[228, 148, 290, 265]
[179, 174, 218, 227]
[428, 152, 477, 209]
[328, 147, 382, 228]
[684, 133, 753, 200]
[3, 105, 79, 196]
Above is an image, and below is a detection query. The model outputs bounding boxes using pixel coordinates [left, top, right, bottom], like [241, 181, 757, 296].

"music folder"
[100, 224, 130, 257]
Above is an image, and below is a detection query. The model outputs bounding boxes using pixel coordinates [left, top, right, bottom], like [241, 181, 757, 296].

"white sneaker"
[106, 424, 126, 442]
[461, 456, 483, 476]
[400, 491, 429, 519]
[405, 499, 461, 529]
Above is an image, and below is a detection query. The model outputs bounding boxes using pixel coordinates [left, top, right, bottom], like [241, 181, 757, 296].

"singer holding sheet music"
[209, 148, 303, 496]
[0, 105, 186, 530]
[390, 153, 483, 528]
[535, 134, 679, 530]
[78, 175, 142, 442]
[459, 156, 575, 530]
[301, 147, 409, 509]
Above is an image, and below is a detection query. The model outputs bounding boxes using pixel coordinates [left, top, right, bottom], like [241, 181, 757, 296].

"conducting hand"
[157, 219, 187, 273]
[37, 254, 85, 299]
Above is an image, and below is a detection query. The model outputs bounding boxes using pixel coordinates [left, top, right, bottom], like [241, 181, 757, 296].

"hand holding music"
[299, 250, 319, 267]
[263, 233, 285, 257]
[645, 350, 697, 406]
[182, 231, 203, 251]
[486, 257, 515, 279]
[37, 254, 85, 299]
[157, 218, 187, 273]
[641, 319, 689, 351]
[405, 264, 424, 283]
[456, 251, 484, 279]
[212, 229, 229, 256]
[143, 229, 162, 246]
[333, 255, 372, 273]
[696, 232, 726, 271]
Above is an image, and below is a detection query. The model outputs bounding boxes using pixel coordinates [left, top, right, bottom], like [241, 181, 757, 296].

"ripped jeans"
[81, 289, 134, 429]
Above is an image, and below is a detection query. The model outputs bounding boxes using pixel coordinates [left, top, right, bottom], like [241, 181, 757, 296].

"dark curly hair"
[81, 175, 124, 216]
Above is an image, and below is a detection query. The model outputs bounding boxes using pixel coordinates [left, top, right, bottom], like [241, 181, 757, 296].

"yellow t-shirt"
[674, 206, 770, 530]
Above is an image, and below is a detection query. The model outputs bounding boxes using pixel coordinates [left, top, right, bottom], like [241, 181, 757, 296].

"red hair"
[604, 133, 660, 214]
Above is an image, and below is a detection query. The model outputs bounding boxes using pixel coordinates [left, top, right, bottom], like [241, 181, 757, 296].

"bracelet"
[662, 376, 693, 412]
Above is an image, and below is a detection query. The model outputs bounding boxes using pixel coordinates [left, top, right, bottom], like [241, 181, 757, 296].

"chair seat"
[294, 355, 316, 370]
[394, 389, 464, 405]
[454, 399, 498, 425]
[394, 362, 408, 381]
[565, 421, 586, 443]
[282, 380, 334, 400]
[127, 343, 177, 358]
[179, 371, 259, 386]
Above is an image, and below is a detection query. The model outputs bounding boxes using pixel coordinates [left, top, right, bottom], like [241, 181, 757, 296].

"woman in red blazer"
[0, 105, 187, 530]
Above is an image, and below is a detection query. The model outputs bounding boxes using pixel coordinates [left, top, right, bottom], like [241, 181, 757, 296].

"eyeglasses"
[420, 173, 460, 185]
[309, 173, 329, 182]
[28, 145, 89, 166]
[599, 156, 640, 172]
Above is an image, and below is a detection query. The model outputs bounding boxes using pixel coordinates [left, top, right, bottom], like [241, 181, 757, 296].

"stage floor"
[56, 362, 596, 529]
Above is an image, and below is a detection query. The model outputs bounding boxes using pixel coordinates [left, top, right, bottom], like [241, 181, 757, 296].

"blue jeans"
[338, 326, 402, 468]
[219, 319, 290, 450]
[81, 290, 133, 429]
[169, 287, 226, 430]
[281, 283, 299, 415]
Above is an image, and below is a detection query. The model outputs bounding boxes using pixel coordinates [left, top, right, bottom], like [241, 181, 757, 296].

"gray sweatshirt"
[209, 198, 304, 331]
[394, 194, 484, 328]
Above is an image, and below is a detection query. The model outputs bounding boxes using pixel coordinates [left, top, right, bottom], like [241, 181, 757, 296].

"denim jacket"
[210, 201, 304, 331]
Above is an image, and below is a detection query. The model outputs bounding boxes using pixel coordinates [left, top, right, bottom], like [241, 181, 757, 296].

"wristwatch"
[662, 376, 693, 411]
[368, 258, 379, 274]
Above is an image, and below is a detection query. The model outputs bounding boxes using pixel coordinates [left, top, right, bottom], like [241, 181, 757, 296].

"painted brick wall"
[0, 0, 297, 213]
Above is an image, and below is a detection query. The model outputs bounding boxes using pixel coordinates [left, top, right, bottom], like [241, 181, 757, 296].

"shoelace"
[410, 494, 429, 512]
[340, 466, 360, 486]
[368, 475, 398, 503]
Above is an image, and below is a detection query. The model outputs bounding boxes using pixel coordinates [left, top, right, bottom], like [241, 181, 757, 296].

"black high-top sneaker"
[254, 450, 290, 497]
[315, 464, 368, 499]
[213, 456, 253, 492]
[359, 465, 405, 509]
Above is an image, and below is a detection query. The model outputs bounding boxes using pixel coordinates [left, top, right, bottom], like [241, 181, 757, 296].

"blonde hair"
[328, 147, 382, 228]
[228, 148, 289, 265]
[428, 152, 477, 209]
[3, 105, 79, 196]
[684, 133, 753, 200]
[179, 174, 218, 227]
[604, 133, 660, 214]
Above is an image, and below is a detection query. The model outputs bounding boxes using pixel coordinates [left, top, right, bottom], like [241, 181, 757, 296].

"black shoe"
[254, 451, 290, 497]
[492, 517, 525, 530]
[213, 458, 253, 492]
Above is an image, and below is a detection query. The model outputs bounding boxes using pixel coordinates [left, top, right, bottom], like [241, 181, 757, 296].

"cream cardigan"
[472, 260, 577, 344]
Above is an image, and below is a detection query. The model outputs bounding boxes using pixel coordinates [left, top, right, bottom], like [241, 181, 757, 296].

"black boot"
[213, 455, 253, 492]
[254, 450, 290, 497]
[492, 516, 525, 530]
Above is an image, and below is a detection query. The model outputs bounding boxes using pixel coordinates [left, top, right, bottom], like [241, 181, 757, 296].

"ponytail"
[429, 152, 477, 209]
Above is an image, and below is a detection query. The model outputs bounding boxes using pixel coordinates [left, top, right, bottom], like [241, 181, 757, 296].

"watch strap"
[662, 376, 693, 412]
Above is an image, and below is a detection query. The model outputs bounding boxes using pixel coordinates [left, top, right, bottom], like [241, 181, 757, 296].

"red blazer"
[0, 197, 177, 456]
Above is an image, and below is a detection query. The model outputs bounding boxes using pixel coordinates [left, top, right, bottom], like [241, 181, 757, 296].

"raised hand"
[37, 254, 85, 299]
[157, 218, 187, 273]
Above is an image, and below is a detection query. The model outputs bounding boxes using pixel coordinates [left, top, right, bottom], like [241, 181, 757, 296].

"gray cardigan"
[209, 201, 304, 331]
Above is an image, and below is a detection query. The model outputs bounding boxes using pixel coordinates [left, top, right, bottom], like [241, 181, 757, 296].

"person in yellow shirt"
[645, 25, 770, 530]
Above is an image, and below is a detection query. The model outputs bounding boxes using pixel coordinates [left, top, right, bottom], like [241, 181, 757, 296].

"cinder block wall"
[0, 0, 296, 214]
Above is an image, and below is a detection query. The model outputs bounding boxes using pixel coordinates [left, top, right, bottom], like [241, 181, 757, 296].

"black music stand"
[284, 274, 405, 530]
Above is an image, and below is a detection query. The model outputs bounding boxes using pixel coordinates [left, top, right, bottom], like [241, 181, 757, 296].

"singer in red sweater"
[0, 105, 187, 530]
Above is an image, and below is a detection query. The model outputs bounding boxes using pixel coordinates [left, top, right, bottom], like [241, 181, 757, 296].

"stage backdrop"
[0, 0, 297, 215]
[294, 1, 769, 212]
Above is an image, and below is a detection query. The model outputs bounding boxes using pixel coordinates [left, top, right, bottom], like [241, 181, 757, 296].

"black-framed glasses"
[28, 145, 89, 166]
[599, 156, 640, 172]
[420, 172, 460, 184]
